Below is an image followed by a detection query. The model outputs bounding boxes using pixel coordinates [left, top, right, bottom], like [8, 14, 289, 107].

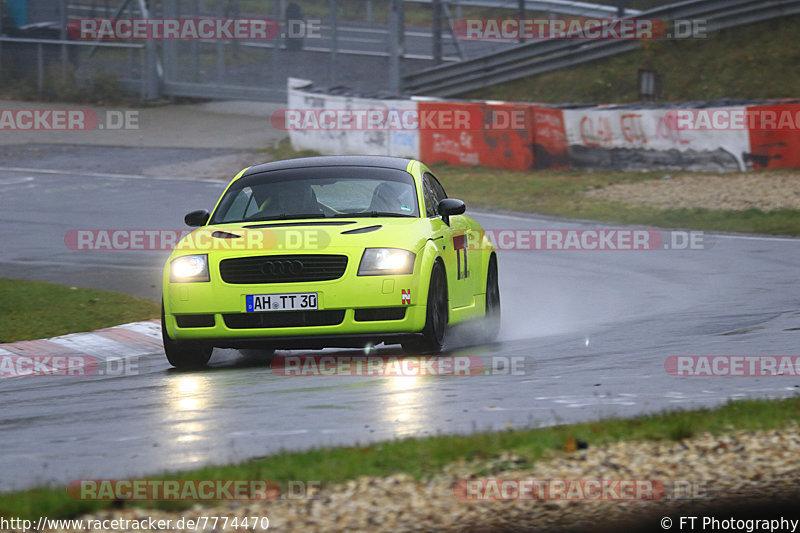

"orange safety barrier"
[418, 101, 535, 170]
[746, 103, 800, 169]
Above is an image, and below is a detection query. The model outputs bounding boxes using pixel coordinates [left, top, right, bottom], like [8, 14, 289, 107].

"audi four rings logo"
[261, 260, 304, 276]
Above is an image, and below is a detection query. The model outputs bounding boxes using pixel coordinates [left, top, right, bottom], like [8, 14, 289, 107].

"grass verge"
[0, 279, 159, 343]
[1, 396, 797, 520]
[264, 141, 800, 236]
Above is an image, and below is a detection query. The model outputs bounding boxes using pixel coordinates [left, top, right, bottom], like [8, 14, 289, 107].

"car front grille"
[222, 310, 346, 329]
[219, 254, 348, 284]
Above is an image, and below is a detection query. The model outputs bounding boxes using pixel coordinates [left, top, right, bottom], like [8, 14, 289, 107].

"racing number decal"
[401, 289, 411, 304]
[453, 234, 468, 280]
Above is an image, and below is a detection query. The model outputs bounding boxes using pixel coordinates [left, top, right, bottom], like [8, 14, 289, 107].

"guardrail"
[403, 0, 800, 96]
[405, 0, 642, 17]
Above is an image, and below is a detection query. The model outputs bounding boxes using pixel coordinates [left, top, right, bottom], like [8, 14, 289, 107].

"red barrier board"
[746, 103, 800, 169]
[529, 106, 569, 169]
[418, 101, 535, 170]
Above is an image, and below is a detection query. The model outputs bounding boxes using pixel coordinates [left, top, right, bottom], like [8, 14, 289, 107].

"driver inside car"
[257, 181, 323, 217]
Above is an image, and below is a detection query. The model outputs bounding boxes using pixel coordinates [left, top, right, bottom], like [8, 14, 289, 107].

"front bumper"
[164, 273, 428, 346]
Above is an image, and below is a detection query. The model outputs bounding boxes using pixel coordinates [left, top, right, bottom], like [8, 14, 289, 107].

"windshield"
[210, 165, 420, 224]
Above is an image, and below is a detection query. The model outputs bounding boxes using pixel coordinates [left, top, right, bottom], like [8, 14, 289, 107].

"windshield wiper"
[332, 211, 414, 218]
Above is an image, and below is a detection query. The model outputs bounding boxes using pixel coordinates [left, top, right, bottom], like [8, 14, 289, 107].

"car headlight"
[358, 248, 415, 276]
[170, 254, 210, 282]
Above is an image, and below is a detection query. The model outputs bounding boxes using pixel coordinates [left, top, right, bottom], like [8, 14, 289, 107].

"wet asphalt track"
[1, 161, 800, 492]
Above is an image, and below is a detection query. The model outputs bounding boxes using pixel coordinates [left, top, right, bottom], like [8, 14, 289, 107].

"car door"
[423, 172, 474, 309]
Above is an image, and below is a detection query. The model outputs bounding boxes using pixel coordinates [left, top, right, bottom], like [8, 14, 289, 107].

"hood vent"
[212, 231, 241, 239]
[341, 225, 382, 235]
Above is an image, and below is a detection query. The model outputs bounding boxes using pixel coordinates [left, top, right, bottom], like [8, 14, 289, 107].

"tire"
[403, 261, 448, 353]
[161, 303, 213, 369]
[483, 254, 501, 342]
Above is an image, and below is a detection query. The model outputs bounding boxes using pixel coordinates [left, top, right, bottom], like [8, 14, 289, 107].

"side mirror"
[437, 198, 466, 226]
[184, 209, 210, 227]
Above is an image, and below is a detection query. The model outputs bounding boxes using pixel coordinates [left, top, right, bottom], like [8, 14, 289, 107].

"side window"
[428, 173, 448, 204]
[422, 174, 437, 217]
[423, 172, 447, 218]
[220, 187, 255, 222]
[243, 188, 259, 218]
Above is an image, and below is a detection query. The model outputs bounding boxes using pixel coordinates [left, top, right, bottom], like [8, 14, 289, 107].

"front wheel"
[483, 254, 501, 342]
[403, 261, 448, 353]
[161, 303, 213, 369]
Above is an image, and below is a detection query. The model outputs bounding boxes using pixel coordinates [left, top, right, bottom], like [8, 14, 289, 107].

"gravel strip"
[584, 171, 800, 211]
[7, 425, 799, 533]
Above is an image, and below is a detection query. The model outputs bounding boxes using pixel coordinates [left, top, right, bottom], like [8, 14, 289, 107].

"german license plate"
[245, 293, 318, 312]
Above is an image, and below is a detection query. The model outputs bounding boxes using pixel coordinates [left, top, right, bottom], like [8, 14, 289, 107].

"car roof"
[241, 156, 415, 177]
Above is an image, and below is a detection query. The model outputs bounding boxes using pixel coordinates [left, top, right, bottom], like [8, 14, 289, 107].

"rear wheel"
[483, 254, 501, 342]
[161, 303, 213, 369]
[403, 261, 447, 353]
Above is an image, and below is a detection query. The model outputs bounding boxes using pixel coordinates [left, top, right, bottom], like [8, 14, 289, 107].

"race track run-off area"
[1, 158, 799, 491]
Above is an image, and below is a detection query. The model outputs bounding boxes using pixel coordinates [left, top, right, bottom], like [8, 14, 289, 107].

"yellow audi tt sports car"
[161, 155, 500, 369]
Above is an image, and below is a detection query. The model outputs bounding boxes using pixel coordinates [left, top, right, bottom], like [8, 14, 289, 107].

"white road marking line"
[711, 234, 800, 242]
[0, 166, 223, 184]
[0, 176, 34, 185]
[0, 176, 36, 192]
